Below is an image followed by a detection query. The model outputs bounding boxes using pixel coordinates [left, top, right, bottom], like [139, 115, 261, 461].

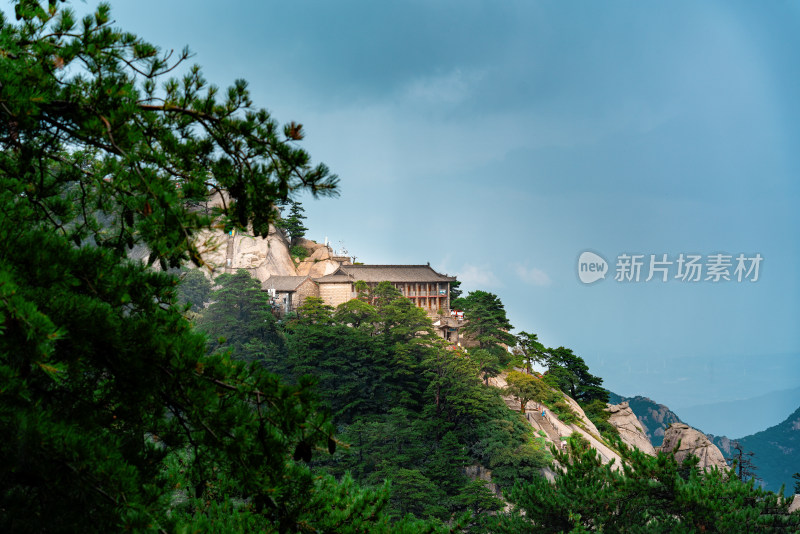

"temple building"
[262, 262, 463, 343]
[262, 275, 318, 315]
[314, 264, 455, 314]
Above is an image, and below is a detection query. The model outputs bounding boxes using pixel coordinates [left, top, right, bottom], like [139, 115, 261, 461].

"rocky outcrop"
[195, 224, 297, 282]
[296, 258, 342, 277]
[464, 465, 502, 497]
[294, 237, 326, 252]
[293, 241, 348, 278]
[658, 423, 728, 471]
[607, 402, 657, 456]
[489, 373, 624, 471]
[608, 393, 684, 447]
[308, 246, 332, 261]
[137, 191, 349, 284]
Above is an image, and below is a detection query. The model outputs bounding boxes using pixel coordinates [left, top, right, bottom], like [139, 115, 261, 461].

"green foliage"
[536, 383, 580, 425]
[0, 231, 339, 531]
[544, 346, 609, 405]
[726, 440, 760, 483]
[0, 1, 427, 531]
[491, 442, 800, 533]
[290, 244, 309, 260]
[267, 287, 548, 522]
[506, 370, 548, 413]
[283, 321, 386, 421]
[353, 279, 370, 301]
[460, 291, 515, 352]
[166, 464, 402, 534]
[292, 295, 335, 326]
[334, 298, 379, 329]
[550, 400, 580, 425]
[449, 279, 463, 302]
[457, 291, 515, 384]
[177, 268, 213, 312]
[457, 479, 504, 515]
[512, 331, 547, 374]
[276, 201, 309, 242]
[196, 269, 285, 364]
[583, 399, 620, 442]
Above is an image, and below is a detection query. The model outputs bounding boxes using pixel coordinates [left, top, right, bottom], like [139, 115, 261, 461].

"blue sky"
[73, 1, 800, 435]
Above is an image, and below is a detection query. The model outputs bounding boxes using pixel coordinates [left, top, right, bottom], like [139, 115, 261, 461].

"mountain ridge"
[710, 405, 800, 493]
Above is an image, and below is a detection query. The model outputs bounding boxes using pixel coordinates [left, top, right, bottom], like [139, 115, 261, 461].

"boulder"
[296, 261, 313, 276]
[294, 237, 325, 252]
[307, 259, 340, 277]
[607, 402, 656, 456]
[658, 423, 728, 471]
[309, 246, 332, 261]
[297, 257, 343, 278]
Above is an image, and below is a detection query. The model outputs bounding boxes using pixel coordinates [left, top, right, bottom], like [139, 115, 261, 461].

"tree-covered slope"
[711, 405, 800, 494]
[193, 276, 551, 526]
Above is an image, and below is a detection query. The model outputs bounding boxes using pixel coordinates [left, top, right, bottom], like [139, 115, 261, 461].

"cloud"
[514, 264, 552, 287]
[456, 264, 502, 289]
[401, 68, 485, 107]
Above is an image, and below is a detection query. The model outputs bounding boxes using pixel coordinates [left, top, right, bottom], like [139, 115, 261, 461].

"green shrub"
[551, 400, 579, 424]
[290, 245, 309, 260]
[582, 399, 620, 442]
[539, 387, 580, 425]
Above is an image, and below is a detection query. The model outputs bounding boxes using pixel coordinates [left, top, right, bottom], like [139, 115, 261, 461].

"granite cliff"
[607, 392, 684, 447]
[658, 423, 728, 471]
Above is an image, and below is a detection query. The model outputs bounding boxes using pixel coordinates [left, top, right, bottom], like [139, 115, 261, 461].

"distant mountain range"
[610, 391, 800, 494]
[676, 386, 800, 438]
[709, 405, 800, 494]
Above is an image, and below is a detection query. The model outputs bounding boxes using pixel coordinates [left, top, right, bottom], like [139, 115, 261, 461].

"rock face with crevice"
[489, 373, 626, 471]
[657, 423, 728, 471]
[161, 191, 301, 282]
[296, 258, 341, 278]
[139, 191, 351, 285]
[194, 223, 298, 281]
[607, 402, 657, 456]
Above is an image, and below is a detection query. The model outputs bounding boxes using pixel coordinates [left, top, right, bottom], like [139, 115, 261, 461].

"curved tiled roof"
[312, 273, 353, 283]
[262, 275, 313, 292]
[335, 264, 456, 283]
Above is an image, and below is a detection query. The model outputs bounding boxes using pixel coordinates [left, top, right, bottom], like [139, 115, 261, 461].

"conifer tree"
[177, 268, 213, 312]
[197, 269, 285, 364]
[0, 2, 411, 531]
[544, 346, 608, 404]
[493, 441, 800, 533]
[727, 440, 760, 483]
[276, 200, 309, 243]
[513, 331, 548, 374]
[459, 290, 516, 383]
